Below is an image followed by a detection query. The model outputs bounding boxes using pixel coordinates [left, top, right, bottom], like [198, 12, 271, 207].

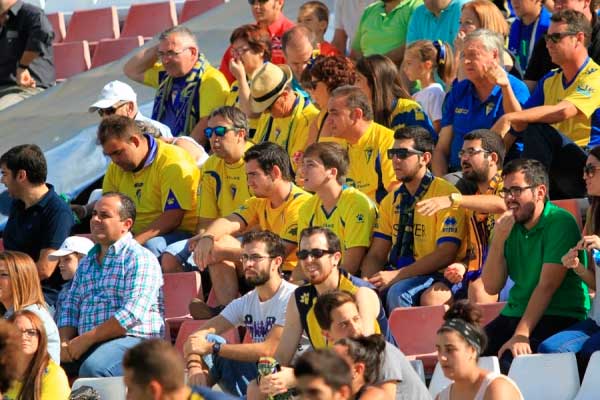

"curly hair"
[302, 55, 356, 93]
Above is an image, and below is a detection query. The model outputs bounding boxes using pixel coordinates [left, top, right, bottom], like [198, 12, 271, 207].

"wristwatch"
[212, 342, 221, 355]
[449, 193, 463, 209]
[17, 63, 29, 70]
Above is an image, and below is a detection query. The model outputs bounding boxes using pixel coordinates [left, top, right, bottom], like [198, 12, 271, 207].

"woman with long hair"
[435, 300, 523, 400]
[354, 55, 437, 139]
[538, 145, 600, 373]
[5, 311, 69, 400]
[0, 251, 60, 364]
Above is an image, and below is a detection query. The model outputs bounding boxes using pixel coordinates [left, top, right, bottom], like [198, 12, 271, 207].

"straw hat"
[250, 62, 293, 114]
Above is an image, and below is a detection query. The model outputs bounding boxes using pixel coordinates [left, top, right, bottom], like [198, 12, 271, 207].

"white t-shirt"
[221, 280, 297, 342]
[334, 0, 374, 45]
[413, 83, 445, 123]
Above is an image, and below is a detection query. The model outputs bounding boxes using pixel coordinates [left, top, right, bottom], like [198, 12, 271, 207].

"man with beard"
[416, 129, 506, 303]
[183, 231, 297, 397]
[361, 126, 467, 312]
[481, 158, 590, 373]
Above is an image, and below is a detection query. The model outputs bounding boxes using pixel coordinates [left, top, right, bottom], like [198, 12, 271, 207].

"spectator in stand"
[58, 193, 164, 377]
[538, 146, 600, 375]
[509, 0, 551, 74]
[219, 0, 295, 85]
[432, 30, 529, 177]
[0, 321, 19, 396]
[403, 40, 454, 133]
[88, 80, 172, 139]
[524, 0, 600, 91]
[481, 159, 589, 373]
[294, 350, 353, 400]
[6, 311, 69, 400]
[297, 1, 338, 55]
[355, 55, 436, 138]
[362, 127, 467, 311]
[435, 301, 524, 400]
[332, 0, 374, 55]
[0, 144, 74, 309]
[0, 0, 54, 111]
[417, 129, 505, 304]
[494, 10, 600, 199]
[0, 251, 60, 364]
[351, 0, 423, 64]
[406, 0, 470, 49]
[124, 26, 229, 146]
[226, 24, 272, 139]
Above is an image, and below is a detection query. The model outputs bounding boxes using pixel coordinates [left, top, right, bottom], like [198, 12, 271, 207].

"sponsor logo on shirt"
[576, 84, 593, 97]
[442, 216, 458, 233]
[455, 107, 469, 114]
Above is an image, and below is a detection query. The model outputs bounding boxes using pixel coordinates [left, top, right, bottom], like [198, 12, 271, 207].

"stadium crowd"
[2, 0, 600, 398]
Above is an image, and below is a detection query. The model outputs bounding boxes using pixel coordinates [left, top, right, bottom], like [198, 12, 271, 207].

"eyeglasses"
[387, 148, 424, 160]
[241, 254, 272, 263]
[544, 31, 579, 43]
[296, 248, 336, 260]
[583, 164, 600, 177]
[302, 79, 320, 91]
[499, 186, 535, 198]
[98, 102, 128, 117]
[20, 329, 39, 338]
[248, 0, 269, 4]
[204, 125, 236, 139]
[157, 47, 191, 59]
[458, 148, 490, 158]
[232, 46, 251, 57]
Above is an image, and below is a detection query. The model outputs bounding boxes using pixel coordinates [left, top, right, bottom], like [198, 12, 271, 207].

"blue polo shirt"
[508, 7, 551, 73]
[441, 74, 530, 170]
[3, 184, 74, 292]
[406, 0, 469, 48]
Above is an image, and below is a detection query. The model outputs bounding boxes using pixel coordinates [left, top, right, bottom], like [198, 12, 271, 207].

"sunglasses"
[583, 164, 600, 177]
[387, 148, 424, 159]
[296, 248, 336, 260]
[98, 102, 127, 117]
[204, 125, 236, 139]
[544, 31, 579, 43]
[302, 79, 320, 91]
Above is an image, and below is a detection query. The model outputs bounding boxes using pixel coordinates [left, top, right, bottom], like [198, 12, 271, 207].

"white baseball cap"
[88, 80, 137, 112]
[48, 236, 95, 260]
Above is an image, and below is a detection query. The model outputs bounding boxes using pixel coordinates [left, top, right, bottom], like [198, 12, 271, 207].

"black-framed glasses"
[458, 148, 490, 158]
[499, 186, 535, 198]
[241, 254, 272, 263]
[583, 164, 600, 177]
[157, 47, 191, 59]
[248, 0, 269, 4]
[296, 248, 336, 260]
[544, 31, 579, 43]
[204, 125, 236, 139]
[98, 102, 128, 117]
[387, 148, 424, 160]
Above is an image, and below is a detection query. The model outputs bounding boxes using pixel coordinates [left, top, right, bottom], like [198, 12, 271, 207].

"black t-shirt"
[525, 20, 600, 82]
[0, 0, 55, 87]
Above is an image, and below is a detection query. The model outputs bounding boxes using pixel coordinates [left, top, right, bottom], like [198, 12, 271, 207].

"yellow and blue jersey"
[390, 97, 437, 141]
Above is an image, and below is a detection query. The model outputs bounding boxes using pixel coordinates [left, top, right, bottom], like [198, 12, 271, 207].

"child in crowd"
[403, 40, 454, 133]
[48, 236, 94, 322]
[297, 1, 338, 55]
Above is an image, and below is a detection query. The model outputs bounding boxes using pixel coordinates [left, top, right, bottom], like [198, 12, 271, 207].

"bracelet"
[186, 360, 203, 369]
[17, 63, 29, 70]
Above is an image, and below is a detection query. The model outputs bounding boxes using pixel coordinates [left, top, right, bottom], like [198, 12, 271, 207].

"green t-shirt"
[502, 201, 590, 320]
[351, 0, 423, 56]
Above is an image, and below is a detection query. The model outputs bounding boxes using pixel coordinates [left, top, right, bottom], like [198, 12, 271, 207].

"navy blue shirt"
[3, 184, 73, 291]
[441, 75, 530, 170]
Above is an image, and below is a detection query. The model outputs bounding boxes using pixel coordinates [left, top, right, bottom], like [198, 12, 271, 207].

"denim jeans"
[164, 238, 198, 271]
[385, 272, 450, 312]
[202, 334, 258, 397]
[63, 336, 143, 377]
[144, 231, 192, 258]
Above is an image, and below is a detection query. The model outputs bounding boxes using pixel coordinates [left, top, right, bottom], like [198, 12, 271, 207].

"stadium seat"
[91, 36, 145, 68]
[552, 199, 584, 231]
[575, 351, 600, 400]
[47, 12, 66, 43]
[71, 377, 126, 400]
[429, 356, 500, 398]
[64, 6, 120, 43]
[175, 319, 240, 355]
[180, 0, 224, 23]
[479, 301, 506, 327]
[164, 271, 202, 340]
[388, 305, 446, 372]
[121, 0, 178, 39]
[53, 40, 91, 81]
[508, 353, 580, 400]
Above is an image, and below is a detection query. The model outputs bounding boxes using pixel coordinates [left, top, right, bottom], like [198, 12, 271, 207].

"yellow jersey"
[103, 136, 200, 234]
[374, 176, 467, 268]
[298, 187, 377, 249]
[390, 97, 437, 139]
[5, 360, 69, 400]
[232, 183, 310, 271]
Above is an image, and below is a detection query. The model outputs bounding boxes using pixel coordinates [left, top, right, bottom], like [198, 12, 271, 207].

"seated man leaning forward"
[362, 126, 468, 312]
[192, 142, 310, 314]
[58, 192, 164, 377]
[183, 231, 297, 397]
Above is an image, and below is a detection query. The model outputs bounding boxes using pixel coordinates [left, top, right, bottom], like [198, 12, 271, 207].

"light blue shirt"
[135, 111, 173, 139]
[406, 0, 469, 48]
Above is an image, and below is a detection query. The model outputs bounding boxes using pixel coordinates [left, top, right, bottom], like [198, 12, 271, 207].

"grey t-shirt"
[381, 342, 431, 400]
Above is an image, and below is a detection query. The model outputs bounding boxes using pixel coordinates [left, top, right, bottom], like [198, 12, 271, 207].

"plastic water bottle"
[257, 357, 292, 400]
[592, 249, 600, 266]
